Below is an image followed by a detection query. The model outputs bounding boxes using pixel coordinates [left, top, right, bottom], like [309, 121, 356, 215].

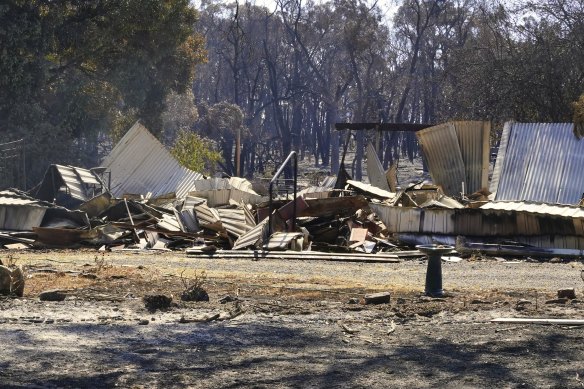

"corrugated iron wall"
[417, 123, 465, 196]
[494, 123, 584, 205]
[453, 121, 490, 193]
[416, 121, 490, 196]
[370, 203, 584, 238]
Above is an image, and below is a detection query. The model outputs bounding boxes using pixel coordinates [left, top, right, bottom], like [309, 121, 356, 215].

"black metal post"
[268, 151, 298, 236]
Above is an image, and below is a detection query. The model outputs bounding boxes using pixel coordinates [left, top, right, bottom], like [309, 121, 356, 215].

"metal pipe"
[268, 151, 297, 236]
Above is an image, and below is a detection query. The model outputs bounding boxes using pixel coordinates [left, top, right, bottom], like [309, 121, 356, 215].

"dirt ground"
[1, 250, 584, 388]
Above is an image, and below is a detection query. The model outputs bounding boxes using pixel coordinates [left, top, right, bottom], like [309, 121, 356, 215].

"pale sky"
[195, 0, 400, 23]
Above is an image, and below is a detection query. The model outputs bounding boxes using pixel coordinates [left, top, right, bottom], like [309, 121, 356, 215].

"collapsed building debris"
[369, 121, 584, 257]
[0, 120, 581, 260]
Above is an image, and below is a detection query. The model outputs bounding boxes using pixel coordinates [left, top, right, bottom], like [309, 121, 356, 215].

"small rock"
[79, 273, 98, 280]
[347, 297, 360, 304]
[364, 292, 391, 305]
[557, 288, 576, 300]
[549, 257, 562, 263]
[39, 289, 67, 302]
[138, 319, 149, 325]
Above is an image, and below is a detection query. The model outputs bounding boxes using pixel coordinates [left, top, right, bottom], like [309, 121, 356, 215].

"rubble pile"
[0, 120, 582, 259]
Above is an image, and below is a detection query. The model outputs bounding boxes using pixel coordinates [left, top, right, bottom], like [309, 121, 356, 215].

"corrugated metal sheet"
[366, 142, 391, 191]
[102, 122, 203, 199]
[217, 208, 253, 237]
[264, 232, 303, 250]
[55, 165, 88, 201]
[370, 202, 584, 238]
[0, 206, 46, 231]
[34, 164, 104, 204]
[232, 219, 268, 250]
[0, 190, 50, 230]
[481, 201, 584, 218]
[0, 190, 49, 207]
[320, 176, 337, 188]
[347, 180, 396, 200]
[188, 177, 264, 206]
[299, 186, 333, 199]
[493, 122, 584, 205]
[489, 122, 511, 193]
[416, 123, 466, 196]
[416, 121, 490, 196]
[454, 121, 490, 193]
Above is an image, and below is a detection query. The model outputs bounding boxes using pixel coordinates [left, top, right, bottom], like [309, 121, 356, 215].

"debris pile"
[0, 120, 582, 259]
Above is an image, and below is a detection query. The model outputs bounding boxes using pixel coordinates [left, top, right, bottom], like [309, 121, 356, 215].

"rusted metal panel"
[102, 122, 203, 199]
[416, 123, 465, 196]
[453, 121, 491, 193]
[370, 203, 584, 238]
[301, 196, 369, 218]
[494, 122, 584, 204]
[417, 121, 490, 196]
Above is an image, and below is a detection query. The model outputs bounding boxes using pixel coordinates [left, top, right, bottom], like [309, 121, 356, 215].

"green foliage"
[171, 130, 223, 175]
[0, 0, 206, 186]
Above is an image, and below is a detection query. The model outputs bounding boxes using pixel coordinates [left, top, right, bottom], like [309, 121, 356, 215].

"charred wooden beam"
[334, 123, 434, 132]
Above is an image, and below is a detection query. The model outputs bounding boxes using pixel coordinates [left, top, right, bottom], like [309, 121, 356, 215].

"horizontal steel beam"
[335, 123, 434, 132]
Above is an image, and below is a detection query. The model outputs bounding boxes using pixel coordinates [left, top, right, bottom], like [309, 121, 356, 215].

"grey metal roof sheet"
[101, 122, 203, 199]
[0, 190, 50, 230]
[416, 121, 490, 196]
[454, 121, 490, 193]
[480, 201, 584, 218]
[347, 180, 396, 200]
[0, 190, 48, 206]
[416, 123, 466, 196]
[492, 122, 584, 205]
[188, 177, 264, 206]
[55, 165, 88, 201]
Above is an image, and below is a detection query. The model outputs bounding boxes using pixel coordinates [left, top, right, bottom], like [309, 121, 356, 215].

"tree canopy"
[2, 0, 584, 187]
[0, 0, 205, 186]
